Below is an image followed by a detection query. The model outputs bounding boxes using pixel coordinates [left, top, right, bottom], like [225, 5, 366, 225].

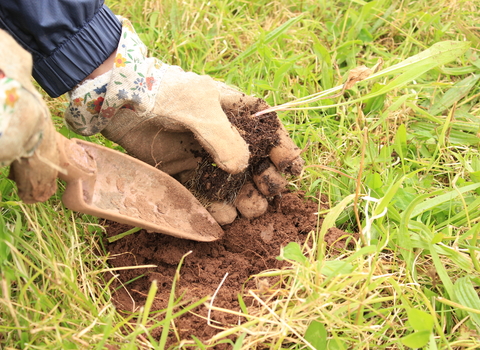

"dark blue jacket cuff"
[33, 5, 121, 97]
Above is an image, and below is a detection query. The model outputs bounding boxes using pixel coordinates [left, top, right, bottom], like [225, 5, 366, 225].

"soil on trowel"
[187, 97, 281, 204]
[105, 192, 357, 347]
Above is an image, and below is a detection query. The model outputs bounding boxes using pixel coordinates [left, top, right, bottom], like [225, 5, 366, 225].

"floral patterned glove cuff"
[0, 71, 46, 166]
[65, 17, 167, 136]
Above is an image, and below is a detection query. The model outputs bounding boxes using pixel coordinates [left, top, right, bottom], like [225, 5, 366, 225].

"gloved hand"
[0, 30, 59, 203]
[65, 18, 303, 224]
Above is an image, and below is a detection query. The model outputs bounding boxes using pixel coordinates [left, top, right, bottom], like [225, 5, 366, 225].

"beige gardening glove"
[0, 30, 59, 203]
[65, 18, 303, 224]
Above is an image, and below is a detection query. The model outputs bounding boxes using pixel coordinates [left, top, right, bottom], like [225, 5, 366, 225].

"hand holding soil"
[100, 76, 304, 226]
[189, 84, 305, 224]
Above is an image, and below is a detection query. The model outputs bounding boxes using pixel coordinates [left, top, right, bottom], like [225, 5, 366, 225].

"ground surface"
[105, 192, 353, 345]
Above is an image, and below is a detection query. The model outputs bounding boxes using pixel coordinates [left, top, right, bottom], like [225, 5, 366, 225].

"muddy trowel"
[56, 132, 223, 242]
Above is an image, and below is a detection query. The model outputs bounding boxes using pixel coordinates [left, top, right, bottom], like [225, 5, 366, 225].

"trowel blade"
[58, 136, 223, 242]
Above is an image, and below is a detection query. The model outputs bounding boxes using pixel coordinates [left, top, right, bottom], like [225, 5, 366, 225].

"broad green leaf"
[408, 308, 434, 332]
[281, 242, 307, 264]
[442, 66, 478, 75]
[453, 277, 480, 329]
[428, 74, 480, 115]
[410, 183, 480, 218]
[394, 124, 408, 159]
[62, 342, 78, 350]
[431, 233, 444, 244]
[387, 171, 426, 264]
[254, 79, 275, 90]
[342, 41, 472, 104]
[470, 170, 480, 183]
[445, 129, 480, 146]
[364, 83, 386, 113]
[428, 332, 438, 350]
[374, 170, 422, 217]
[358, 27, 374, 42]
[394, 187, 418, 211]
[377, 144, 393, 163]
[347, 0, 376, 41]
[410, 231, 472, 272]
[369, 41, 470, 81]
[273, 58, 298, 90]
[320, 260, 354, 277]
[328, 335, 346, 350]
[473, 157, 480, 171]
[365, 172, 383, 190]
[304, 320, 327, 350]
[317, 194, 355, 260]
[401, 330, 431, 348]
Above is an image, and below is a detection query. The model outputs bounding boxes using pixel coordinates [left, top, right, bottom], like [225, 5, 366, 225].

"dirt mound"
[105, 192, 355, 346]
[103, 97, 356, 346]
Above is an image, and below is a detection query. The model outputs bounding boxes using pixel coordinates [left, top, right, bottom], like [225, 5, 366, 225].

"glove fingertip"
[235, 182, 268, 219]
[204, 130, 250, 175]
[253, 161, 288, 197]
[208, 202, 237, 225]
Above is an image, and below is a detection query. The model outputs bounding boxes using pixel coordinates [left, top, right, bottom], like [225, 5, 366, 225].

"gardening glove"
[0, 30, 59, 203]
[64, 18, 303, 225]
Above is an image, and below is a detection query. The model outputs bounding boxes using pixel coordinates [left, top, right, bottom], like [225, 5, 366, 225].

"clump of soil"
[187, 98, 281, 203]
[105, 192, 357, 346]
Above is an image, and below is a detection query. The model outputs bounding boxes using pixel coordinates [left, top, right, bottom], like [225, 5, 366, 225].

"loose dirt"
[105, 192, 356, 347]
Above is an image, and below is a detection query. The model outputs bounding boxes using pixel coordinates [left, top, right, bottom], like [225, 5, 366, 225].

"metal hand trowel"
[56, 132, 223, 242]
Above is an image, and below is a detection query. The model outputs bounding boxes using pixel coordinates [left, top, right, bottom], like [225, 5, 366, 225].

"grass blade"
[429, 241, 455, 299]
[453, 277, 480, 329]
[410, 183, 480, 218]
[158, 250, 192, 348]
[428, 74, 480, 115]
[317, 194, 355, 261]
[140, 280, 158, 326]
[257, 41, 471, 115]
[230, 15, 304, 64]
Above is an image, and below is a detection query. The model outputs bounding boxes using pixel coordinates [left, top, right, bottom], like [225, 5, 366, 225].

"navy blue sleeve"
[0, 1, 122, 97]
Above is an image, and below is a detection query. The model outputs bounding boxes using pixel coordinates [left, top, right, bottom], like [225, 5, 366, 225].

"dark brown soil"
[105, 192, 357, 347]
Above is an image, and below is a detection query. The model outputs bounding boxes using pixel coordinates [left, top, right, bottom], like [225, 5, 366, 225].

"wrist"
[83, 50, 117, 82]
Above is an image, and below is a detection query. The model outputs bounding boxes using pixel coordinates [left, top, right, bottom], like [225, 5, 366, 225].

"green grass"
[1, 0, 480, 348]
